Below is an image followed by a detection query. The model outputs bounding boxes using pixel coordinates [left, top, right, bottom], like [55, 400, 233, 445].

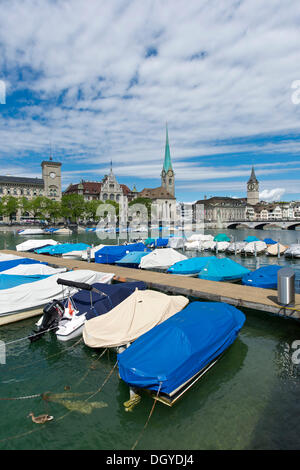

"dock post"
[87, 246, 91, 263]
[254, 242, 257, 257]
[216, 242, 219, 255]
[278, 238, 280, 259]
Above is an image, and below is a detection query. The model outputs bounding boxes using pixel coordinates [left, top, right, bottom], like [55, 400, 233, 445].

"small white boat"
[0, 270, 114, 319]
[139, 248, 187, 270]
[81, 244, 108, 261]
[18, 228, 45, 236]
[1, 264, 67, 275]
[267, 243, 288, 256]
[54, 228, 72, 235]
[184, 240, 203, 251]
[284, 244, 300, 258]
[187, 234, 214, 242]
[168, 237, 185, 249]
[243, 241, 267, 255]
[16, 239, 58, 252]
[226, 242, 247, 254]
[202, 240, 216, 251]
[214, 241, 230, 252]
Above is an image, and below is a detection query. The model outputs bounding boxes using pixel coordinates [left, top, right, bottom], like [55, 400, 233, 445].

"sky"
[0, 0, 300, 203]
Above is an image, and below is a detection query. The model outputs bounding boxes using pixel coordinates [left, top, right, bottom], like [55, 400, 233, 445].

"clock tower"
[247, 166, 259, 205]
[161, 123, 175, 196]
[41, 157, 62, 201]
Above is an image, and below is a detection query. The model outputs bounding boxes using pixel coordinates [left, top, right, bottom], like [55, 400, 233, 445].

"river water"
[0, 227, 300, 450]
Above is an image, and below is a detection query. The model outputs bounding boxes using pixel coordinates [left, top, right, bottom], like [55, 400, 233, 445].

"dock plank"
[1, 250, 300, 321]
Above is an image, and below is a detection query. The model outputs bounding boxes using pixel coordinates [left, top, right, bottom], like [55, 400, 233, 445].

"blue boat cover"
[242, 265, 282, 289]
[244, 236, 260, 242]
[198, 258, 250, 281]
[72, 281, 147, 320]
[95, 243, 147, 264]
[156, 238, 169, 247]
[118, 301, 245, 394]
[0, 258, 46, 272]
[263, 238, 277, 245]
[116, 251, 150, 268]
[214, 233, 230, 242]
[35, 243, 90, 255]
[0, 273, 51, 290]
[167, 256, 216, 275]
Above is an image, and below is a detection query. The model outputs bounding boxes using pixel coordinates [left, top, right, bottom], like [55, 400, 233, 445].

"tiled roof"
[139, 186, 175, 200]
[0, 175, 44, 186]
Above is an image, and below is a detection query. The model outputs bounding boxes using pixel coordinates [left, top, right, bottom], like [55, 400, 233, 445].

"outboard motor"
[29, 299, 64, 342]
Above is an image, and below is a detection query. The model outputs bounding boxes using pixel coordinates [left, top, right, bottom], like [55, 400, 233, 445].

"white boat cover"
[0, 270, 115, 316]
[187, 234, 214, 242]
[226, 242, 247, 253]
[83, 289, 189, 348]
[214, 241, 230, 252]
[267, 243, 288, 256]
[168, 237, 185, 249]
[243, 241, 267, 254]
[284, 244, 300, 258]
[139, 248, 187, 269]
[16, 239, 58, 252]
[18, 229, 45, 235]
[202, 240, 216, 250]
[0, 264, 67, 275]
[184, 240, 203, 251]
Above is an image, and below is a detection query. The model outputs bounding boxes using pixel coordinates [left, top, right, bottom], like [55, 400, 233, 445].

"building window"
[110, 194, 114, 200]
[103, 193, 108, 201]
[116, 194, 120, 202]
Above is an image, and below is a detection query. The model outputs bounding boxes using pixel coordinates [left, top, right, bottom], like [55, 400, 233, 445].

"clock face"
[248, 183, 254, 191]
[50, 172, 56, 179]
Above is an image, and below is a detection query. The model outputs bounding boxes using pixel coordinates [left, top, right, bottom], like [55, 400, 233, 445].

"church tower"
[41, 156, 62, 201]
[161, 124, 175, 196]
[247, 166, 259, 205]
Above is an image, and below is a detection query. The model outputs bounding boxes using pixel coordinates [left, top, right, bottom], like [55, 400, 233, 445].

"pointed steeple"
[163, 123, 173, 172]
[248, 165, 258, 183]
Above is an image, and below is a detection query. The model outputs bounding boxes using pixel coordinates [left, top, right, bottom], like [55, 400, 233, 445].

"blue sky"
[0, 0, 300, 202]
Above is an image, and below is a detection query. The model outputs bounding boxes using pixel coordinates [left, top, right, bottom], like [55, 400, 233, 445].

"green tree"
[18, 196, 31, 219]
[1, 196, 19, 223]
[85, 199, 103, 223]
[61, 194, 85, 223]
[45, 199, 62, 225]
[28, 196, 50, 220]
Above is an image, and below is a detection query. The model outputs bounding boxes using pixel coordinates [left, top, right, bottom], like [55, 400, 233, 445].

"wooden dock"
[1, 249, 300, 324]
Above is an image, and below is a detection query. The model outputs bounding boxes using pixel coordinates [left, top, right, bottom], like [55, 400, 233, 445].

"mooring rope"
[2, 325, 61, 347]
[131, 382, 162, 451]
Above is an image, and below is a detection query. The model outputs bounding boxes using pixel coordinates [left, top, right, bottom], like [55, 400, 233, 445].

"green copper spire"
[163, 123, 173, 172]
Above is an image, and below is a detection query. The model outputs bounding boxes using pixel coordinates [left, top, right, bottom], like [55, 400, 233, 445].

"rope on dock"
[131, 382, 162, 451]
[0, 393, 41, 401]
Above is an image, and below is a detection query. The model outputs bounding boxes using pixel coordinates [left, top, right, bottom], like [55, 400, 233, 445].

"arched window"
[110, 194, 114, 200]
[103, 193, 108, 201]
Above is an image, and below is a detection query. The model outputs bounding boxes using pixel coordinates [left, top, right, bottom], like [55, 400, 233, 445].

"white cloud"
[260, 188, 286, 202]
[0, 0, 299, 199]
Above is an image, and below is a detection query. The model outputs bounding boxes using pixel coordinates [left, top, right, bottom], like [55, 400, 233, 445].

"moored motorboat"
[213, 241, 230, 252]
[139, 248, 187, 270]
[242, 265, 283, 289]
[226, 241, 247, 254]
[267, 243, 288, 256]
[83, 289, 189, 349]
[33, 280, 145, 341]
[118, 301, 245, 406]
[18, 228, 45, 236]
[16, 239, 58, 252]
[284, 244, 300, 259]
[167, 256, 216, 276]
[0, 270, 115, 320]
[198, 258, 250, 282]
[242, 241, 267, 255]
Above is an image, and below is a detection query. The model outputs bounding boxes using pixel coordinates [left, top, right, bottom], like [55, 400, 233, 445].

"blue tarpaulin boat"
[70, 281, 147, 320]
[95, 243, 147, 264]
[116, 251, 150, 268]
[0, 258, 45, 272]
[264, 238, 277, 245]
[214, 233, 230, 242]
[198, 258, 250, 282]
[118, 301, 245, 404]
[167, 256, 217, 275]
[244, 236, 260, 242]
[0, 273, 51, 290]
[242, 265, 282, 289]
[35, 243, 90, 255]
